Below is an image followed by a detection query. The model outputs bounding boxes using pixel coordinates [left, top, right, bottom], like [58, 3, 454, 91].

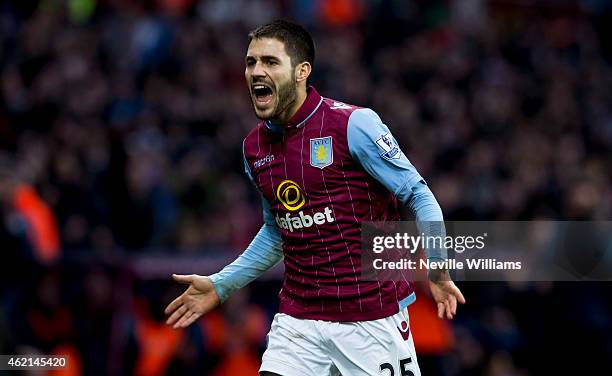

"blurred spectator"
[0, 156, 60, 264]
[201, 288, 269, 376]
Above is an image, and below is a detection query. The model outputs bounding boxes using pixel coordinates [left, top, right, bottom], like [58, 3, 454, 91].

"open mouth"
[252, 84, 274, 105]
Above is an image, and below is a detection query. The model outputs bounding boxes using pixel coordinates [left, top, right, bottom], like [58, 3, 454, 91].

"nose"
[251, 61, 266, 78]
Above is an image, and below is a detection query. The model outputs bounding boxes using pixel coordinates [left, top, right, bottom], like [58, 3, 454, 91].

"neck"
[270, 85, 308, 126]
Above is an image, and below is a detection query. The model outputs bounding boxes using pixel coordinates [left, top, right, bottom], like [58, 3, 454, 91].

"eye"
[263, 59, 279, 66]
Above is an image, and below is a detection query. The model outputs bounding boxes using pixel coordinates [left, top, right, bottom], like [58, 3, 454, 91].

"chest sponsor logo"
[275, 207, 335, 233]
[375, 132, 401, 160]
[274, 180, 335, 232]
[254, 154, 274, 169]
[310, 136, 333, 169]
[276, 180, 305, 211]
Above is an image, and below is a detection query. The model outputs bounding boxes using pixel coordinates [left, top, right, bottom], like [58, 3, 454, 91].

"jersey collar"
[265, 86, 323, 131]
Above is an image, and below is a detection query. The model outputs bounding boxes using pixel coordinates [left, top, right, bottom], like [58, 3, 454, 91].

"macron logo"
[330, 102, 351, 110]
[254, 155, 274, 168]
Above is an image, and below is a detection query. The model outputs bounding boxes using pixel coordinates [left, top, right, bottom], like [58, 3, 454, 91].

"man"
[165, 20, 465, 376]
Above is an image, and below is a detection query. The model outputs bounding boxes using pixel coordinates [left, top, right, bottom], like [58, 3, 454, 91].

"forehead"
[246, 37, 290, 60]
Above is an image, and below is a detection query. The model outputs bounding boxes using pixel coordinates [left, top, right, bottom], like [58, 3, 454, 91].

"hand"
[428, 270, 466, 320]
[164, 274, 220, 329]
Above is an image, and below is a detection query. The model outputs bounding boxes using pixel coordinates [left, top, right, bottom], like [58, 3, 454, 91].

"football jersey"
[242, 87, 425, 321]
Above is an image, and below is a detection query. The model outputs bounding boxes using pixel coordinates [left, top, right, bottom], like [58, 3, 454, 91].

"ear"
[295, 62, 312, 83]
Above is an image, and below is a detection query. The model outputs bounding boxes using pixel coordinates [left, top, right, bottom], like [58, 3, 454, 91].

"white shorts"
[260, 308, 421, 376]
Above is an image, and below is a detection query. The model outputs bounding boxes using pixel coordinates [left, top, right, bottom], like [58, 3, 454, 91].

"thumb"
[450, 284, 466, 304]
[172, 274, 195, 284]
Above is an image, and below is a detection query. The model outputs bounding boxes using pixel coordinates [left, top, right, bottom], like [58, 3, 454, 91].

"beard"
[252, 72, 297, 122]
[273, 74, 297, 119]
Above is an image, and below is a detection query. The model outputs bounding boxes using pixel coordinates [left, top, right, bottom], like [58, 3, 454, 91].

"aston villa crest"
[310, 136, 333, 169]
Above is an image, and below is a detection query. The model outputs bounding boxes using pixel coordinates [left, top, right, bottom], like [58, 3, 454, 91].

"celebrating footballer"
[165, 20, 465, 376]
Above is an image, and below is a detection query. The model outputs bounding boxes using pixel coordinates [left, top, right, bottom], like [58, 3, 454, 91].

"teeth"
[254, 85, 266, 90]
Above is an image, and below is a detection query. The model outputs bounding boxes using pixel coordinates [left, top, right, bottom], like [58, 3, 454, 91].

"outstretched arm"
[209, 222, 283, 302]
[165, 143, 284, 329]
[165, 194, 283, 328]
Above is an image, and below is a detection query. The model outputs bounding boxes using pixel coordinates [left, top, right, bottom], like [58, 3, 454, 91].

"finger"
[172, 274, 194, 284]
[445, 299, 453, 320]
[166, 304, 187, 326]
[451, 285, 466, 304]
[164, 295, 183, 315]
[181, 311, 202, 328]
[450, 294, 457, 315]
[166, 304, 187, 325]
[174, 310, 195, 329]
[437, 302, 445, 319]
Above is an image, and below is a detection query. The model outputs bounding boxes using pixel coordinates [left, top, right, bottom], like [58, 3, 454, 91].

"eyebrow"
[245, 55, 281, 62]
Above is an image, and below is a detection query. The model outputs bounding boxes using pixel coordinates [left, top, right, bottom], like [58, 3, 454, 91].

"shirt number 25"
[380, 357, 415, 376]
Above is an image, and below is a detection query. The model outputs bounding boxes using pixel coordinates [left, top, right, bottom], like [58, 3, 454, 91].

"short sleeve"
[347, 108, 424, 204]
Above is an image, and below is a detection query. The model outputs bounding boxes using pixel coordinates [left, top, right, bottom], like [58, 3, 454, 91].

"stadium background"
[1, 0, 611, 375]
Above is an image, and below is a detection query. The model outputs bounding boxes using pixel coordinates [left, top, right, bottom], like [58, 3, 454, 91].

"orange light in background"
[319, 0, 365, 27]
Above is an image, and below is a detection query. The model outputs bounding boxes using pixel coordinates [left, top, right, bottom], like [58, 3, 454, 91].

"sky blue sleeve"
[209, 223, 283, 302]
[407, 182, 447, 261]
[347, 108, 424, 204]
[205, 145, 285, 302]
[347, 108, 446, 261]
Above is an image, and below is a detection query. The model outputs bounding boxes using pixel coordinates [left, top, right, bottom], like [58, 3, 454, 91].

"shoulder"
[243, 121, 267, 156]
[346, 107, 397, 157]
[320, 98, 383, 127]
[319, 98, 377, 136]
[346, 107, 387, 141]
[321, 97, 363, 117]
[244, 121, 266, 141]
[347, 107, 383, 129]
[321, 97, 363, 118]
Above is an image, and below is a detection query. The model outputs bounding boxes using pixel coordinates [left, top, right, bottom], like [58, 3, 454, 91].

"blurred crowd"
[1, 0, 611, 375]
